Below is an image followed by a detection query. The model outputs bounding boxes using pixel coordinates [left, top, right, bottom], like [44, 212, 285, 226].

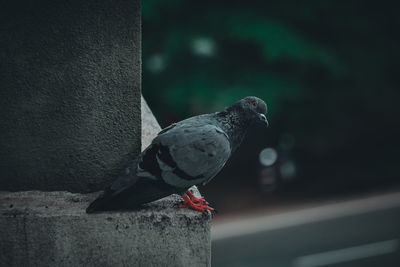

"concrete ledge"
[0, 190, 211, 267]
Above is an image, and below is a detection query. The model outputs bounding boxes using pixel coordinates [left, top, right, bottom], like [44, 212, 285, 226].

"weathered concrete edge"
[0, 190, 210, 219]
[0, 190, 211, 267]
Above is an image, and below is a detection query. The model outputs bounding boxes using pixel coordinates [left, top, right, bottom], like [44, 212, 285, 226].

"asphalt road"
[211, 192, 400, 267]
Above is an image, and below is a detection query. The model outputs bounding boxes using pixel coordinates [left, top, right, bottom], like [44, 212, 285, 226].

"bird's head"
[230, 96, 269, 126]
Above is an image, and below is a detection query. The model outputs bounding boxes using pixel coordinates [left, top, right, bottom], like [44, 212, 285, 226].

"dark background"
[142, 0, 400, 213]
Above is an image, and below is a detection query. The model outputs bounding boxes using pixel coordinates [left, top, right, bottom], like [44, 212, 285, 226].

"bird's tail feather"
[86, 189, 114, 213]
[86, 179, 179, 213]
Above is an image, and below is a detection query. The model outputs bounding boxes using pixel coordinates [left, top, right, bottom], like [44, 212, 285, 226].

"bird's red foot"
[185, 189, 209, 205]
[179, 191, 213, 213]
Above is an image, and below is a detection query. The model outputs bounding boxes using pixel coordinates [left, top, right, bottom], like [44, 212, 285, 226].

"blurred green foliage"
[143, 1, 347, 116]
[143, 0, 400, 189]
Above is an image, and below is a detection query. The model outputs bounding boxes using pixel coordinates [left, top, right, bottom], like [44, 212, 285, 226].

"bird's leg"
[185, 189, 209, 205]
[179, 193, 214, 212]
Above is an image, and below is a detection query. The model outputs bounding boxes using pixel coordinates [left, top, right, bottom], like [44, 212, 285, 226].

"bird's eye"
[251, 101, 257, 107]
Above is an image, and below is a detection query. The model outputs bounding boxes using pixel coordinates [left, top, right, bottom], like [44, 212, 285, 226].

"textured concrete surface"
[141, 96, 162, 151]
[0, 191, 211, 267]
[0, 0, 141, 192]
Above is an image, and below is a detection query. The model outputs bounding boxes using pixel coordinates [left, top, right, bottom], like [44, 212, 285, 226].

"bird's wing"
[103, 123, 178, 196]
[137, 123, 231, 188]
[86, 122, 231, 213]
[157, 123, 176, 135]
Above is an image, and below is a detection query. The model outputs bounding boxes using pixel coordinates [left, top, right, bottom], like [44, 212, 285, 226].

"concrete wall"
[0, 0, 141, 193]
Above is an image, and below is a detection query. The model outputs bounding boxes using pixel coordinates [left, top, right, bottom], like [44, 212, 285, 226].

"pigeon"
[86, 96, 268, 213]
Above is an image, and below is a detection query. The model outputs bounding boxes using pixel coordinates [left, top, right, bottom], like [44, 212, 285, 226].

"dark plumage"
[86, 96, 268, 213]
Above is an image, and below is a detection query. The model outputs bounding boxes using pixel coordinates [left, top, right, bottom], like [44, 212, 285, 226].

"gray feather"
[152, 123, 231, 188]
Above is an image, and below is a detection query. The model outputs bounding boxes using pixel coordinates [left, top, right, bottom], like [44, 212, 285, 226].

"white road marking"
[211, 191, 400, 241]
[292, 239, 398, 267]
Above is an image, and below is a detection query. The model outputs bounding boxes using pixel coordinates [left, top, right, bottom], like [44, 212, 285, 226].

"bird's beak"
[259, 113, 269, 127]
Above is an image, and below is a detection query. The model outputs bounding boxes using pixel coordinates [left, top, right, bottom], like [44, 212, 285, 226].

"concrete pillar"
[0, 0, 141, 192]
